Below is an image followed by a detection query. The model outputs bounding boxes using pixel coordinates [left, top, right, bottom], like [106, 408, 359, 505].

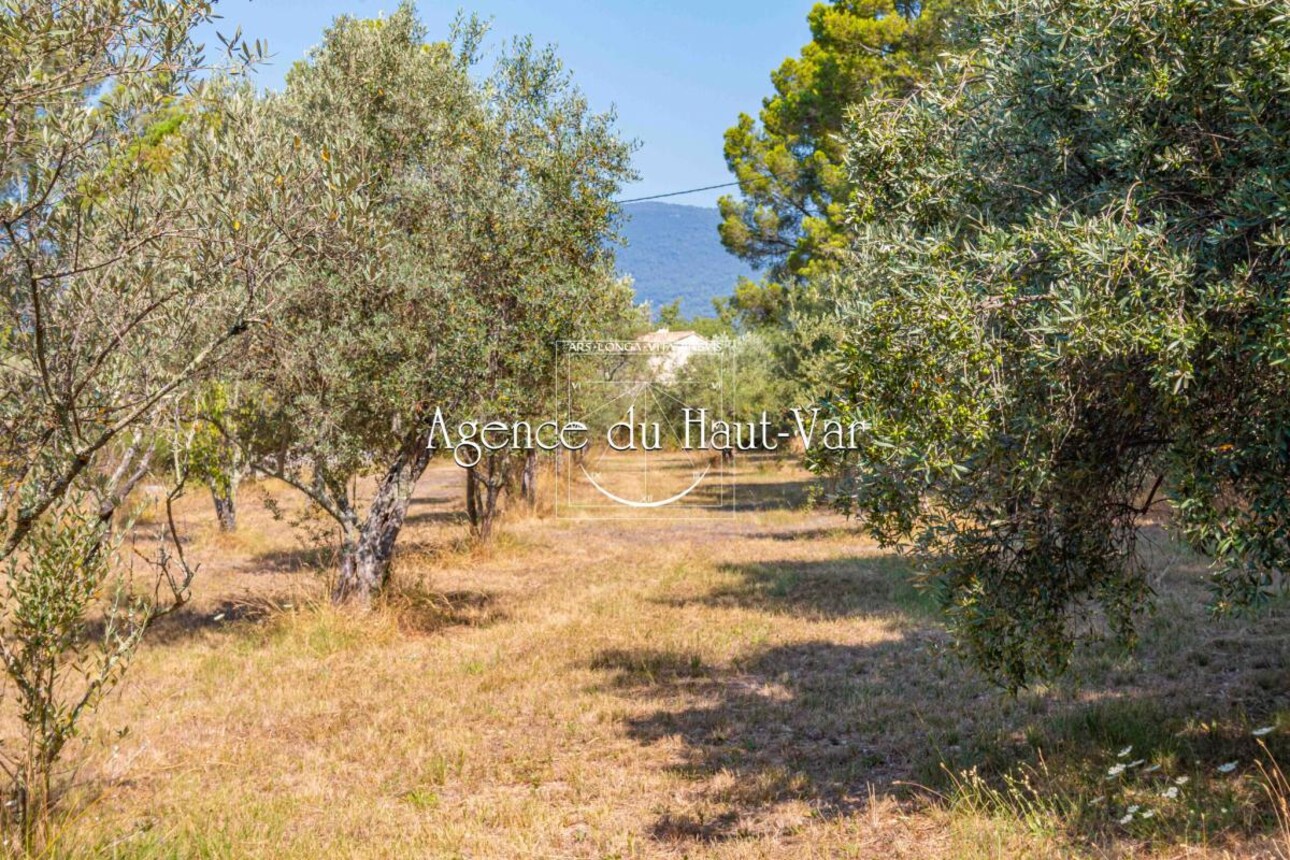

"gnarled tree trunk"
[333, 433, 434, 606]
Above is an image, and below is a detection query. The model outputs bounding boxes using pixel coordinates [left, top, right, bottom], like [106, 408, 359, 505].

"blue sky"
[200, 1, 814, 207]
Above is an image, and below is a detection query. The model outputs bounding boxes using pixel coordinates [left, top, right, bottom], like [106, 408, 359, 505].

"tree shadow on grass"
[747, 525, 854, 542]
[687, 478, 817, 513]
[248, 543, 336, 574]
[378, 586, 507, 635]
[594, 554, 1290, 848]
[594, 634, 1000, 843]
[148, 597, 279, 644]
[403, 507, 470, 527]
[117, 587, 506, 648]
[589, 648, 711, 689]
[81, 596, 285, 648]
[657, 554, 941, 622]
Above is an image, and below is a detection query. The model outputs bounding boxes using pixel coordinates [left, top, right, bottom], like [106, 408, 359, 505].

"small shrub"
[0, 494, 195, 853]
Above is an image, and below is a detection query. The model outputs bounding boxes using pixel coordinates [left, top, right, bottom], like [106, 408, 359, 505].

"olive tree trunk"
[520, 449, 537, 508]
[333, 433, 433, 605]
[465, 453, 507, 542]
[210, 467, 240, 532]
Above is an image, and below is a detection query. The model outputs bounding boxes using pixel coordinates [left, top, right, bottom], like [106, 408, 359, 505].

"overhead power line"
[615, 182, 740, 204]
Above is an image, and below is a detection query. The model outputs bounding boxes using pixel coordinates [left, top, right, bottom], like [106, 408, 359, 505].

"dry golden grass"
[23, 456, 1290, 858]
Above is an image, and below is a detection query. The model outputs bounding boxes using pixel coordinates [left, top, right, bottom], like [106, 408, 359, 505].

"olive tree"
[0, 0, 352, 833]
[242, 5, 633, 603]
[814, 0, 1290, 687]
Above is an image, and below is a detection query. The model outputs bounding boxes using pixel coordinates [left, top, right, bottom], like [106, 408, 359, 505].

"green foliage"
[655, 300, 732, 338]
[182, 384, 240, 496]
[718, 0, 970, 316]
[665, 332, 797, 437]
[814, 0, 1290, 688]
[713, 277, 789, 330]
[597, 278, 654, 340]
[262, 3, 632, 457]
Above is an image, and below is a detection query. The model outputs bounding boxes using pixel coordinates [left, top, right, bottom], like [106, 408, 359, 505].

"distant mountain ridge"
[615, 201, 756, 319]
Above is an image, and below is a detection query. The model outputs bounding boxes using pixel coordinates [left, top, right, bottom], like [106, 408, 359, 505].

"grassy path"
[58, 462, 1289, 858]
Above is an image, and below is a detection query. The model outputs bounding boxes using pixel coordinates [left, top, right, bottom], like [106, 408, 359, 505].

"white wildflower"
[1119, 813, 1134, 825]
[1252, 726, 1274, 737]
[1175, 776, 1190, 785]
[1107, 763, 1126, 778]
[1217, 761, 1238, 774]
[1127, 804, 1140, 814]
[1128, 759, 1145, 768]
[1142, 810, 1155, 819]
[1117, 746, 1133, 758]
[1162, 786, 1179, 799]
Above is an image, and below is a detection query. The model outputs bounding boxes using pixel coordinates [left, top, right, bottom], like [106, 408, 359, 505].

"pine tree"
[718, 1, 970, 324]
